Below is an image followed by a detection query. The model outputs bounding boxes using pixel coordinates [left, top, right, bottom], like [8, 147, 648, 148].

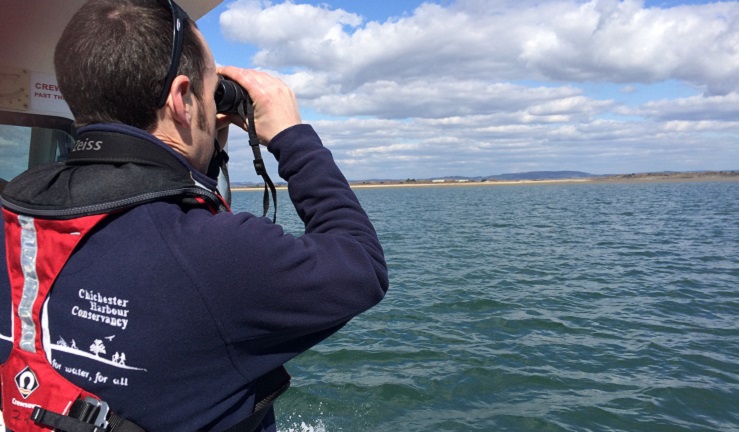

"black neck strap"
[243, 92, 278, 223]
[64, 130, 229, 213]
[66, 130, 236, 208]
[67, 124, 275, 222]
[66, 130, 189, 175]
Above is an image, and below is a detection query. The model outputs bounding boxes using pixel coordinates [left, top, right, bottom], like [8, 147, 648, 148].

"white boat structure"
[0, 0, 221, 192]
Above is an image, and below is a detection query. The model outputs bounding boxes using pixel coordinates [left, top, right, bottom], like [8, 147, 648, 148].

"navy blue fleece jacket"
[0, 123, 388, 431]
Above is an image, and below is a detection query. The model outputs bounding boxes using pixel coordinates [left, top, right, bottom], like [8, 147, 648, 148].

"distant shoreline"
[231, 171, 739, 191]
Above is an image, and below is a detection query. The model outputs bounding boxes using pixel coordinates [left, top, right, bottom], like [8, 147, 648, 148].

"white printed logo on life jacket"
[15, 366, 40, 399]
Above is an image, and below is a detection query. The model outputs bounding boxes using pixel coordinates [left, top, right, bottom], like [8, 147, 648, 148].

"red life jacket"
[1, 210, 108, 431]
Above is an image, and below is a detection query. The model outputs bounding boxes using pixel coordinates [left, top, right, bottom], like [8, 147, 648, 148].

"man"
[0, 0, 388, 431]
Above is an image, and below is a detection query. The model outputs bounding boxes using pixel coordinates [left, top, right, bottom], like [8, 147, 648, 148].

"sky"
[195, 0, 739, 182]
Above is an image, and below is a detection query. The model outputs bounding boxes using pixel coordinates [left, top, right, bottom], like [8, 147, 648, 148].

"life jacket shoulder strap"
[31, 397, 145, 432]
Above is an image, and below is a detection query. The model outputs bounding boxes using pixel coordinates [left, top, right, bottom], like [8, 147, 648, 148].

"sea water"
[231, 180, 739, 432]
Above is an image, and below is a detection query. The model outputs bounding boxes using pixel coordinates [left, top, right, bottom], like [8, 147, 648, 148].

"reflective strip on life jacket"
[17, 215, 40, 354]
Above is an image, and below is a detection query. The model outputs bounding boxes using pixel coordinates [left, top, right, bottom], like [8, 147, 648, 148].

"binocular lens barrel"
[214, 76, 247, 114]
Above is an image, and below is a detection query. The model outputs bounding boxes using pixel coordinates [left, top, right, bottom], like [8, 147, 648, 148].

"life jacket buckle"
[79, 396, 110, 429]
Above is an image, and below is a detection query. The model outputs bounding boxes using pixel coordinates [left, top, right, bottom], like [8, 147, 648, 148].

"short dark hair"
[54, 0, 207, 131]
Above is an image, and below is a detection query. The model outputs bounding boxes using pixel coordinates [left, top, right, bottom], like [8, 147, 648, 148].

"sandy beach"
[231, 171, 738, 191]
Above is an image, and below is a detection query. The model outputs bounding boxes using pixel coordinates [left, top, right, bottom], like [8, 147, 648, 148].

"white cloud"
[217, 0, 739, 181]
[307, 80, 602, 119]
[623, 92, 739, 121]
[221, 0, 739, 94]
[221, 0, 362, 46]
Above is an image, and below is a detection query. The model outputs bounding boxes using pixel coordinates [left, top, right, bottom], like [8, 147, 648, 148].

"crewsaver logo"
[15, 366, 40, 399]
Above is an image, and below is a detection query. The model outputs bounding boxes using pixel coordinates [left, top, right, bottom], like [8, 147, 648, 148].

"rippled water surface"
[231, 181, 739, 432]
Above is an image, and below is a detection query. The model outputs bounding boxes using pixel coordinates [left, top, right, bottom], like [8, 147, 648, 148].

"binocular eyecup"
[214, 75, 248, 116]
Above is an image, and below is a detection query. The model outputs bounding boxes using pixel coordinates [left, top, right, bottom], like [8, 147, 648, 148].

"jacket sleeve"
[159, 125, 388, 370]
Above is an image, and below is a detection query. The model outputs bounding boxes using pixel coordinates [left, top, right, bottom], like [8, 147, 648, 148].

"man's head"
[54, 0, 208, 132]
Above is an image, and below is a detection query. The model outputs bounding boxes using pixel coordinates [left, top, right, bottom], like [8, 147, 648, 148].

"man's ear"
[165, 75, 193, 127]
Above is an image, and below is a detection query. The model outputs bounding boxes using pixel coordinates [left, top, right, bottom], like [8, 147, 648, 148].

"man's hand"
[216, 67, 302, 145]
